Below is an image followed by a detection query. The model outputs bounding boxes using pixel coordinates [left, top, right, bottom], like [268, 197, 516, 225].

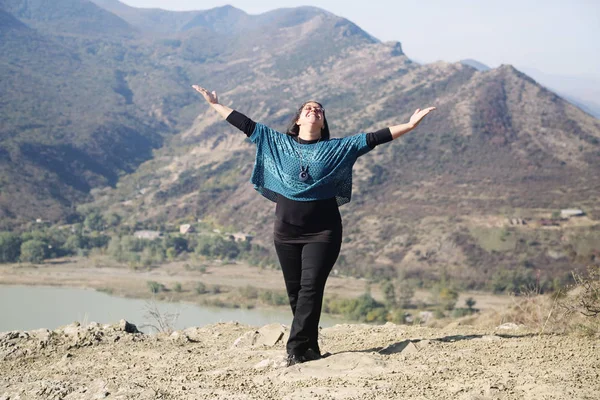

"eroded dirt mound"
[1, 321, 599, 399]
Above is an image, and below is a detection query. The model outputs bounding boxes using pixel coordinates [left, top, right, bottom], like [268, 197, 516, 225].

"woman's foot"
[302, 348, 323, 361]
[285, 353, 306, 367]
[286, 348, 325, 366]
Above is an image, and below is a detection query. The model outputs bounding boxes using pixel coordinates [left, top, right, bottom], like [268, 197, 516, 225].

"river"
[0, 285, 342, 333]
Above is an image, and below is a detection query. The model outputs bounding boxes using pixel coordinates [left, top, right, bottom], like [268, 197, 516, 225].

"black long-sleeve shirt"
[226, 110, 392, 243]
[226, 110, 393, 148]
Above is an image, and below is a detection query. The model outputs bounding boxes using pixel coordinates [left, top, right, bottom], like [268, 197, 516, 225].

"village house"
[230, 232, 253, 243]
[133, 230, 162, 240]
[560, 209, 585, 218]
[179, 224, 194, 234]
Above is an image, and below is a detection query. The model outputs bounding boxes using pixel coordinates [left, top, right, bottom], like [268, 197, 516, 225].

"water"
[0, 285, 342, 333]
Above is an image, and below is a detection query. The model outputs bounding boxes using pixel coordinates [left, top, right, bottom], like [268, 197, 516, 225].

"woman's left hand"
[409, 107, 436, 128]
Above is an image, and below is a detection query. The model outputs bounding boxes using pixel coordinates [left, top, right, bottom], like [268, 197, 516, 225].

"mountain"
[0, 0, 167, 225]
[0, 0, 135, 36]
[517, 66, 600, 119]
[460, 59, 490, 72]
[1, 0, 599, 286]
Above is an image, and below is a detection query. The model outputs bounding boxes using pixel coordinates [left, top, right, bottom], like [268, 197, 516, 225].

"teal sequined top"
[248, 123, 373, 206]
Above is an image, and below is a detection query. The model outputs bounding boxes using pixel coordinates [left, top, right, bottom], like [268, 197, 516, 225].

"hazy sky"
[119, 0, 600, 79]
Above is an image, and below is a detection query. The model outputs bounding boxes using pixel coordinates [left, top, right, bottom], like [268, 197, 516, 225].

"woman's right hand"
[192, 85, 219, 105]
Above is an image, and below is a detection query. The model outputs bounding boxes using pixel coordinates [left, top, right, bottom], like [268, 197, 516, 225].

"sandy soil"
[1, 319, 598, 400]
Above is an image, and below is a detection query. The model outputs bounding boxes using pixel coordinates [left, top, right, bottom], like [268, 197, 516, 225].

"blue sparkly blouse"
[248, 123, 372, 206]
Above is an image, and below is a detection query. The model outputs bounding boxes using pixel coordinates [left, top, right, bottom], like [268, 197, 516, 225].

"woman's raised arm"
[192, 85, 233, 119]
[389, 107, 436, 140]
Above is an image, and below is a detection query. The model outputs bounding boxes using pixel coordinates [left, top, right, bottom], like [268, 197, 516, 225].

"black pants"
[274, 238, 342, 356]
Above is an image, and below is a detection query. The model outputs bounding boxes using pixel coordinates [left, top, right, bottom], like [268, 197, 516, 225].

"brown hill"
[1, 0, 598, 286]
[89, 32, 600, 286]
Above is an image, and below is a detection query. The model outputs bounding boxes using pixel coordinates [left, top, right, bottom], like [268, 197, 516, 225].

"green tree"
[64, 234, 86, 254]
[381, 280, 396, 307]
[165, 236, 188, 254]
[396, 279, 415, 308]
[105, 213, 122, 227]
[438, 287, 459, 311]
[20, 240, 47, 263]
[147, 281, 165, 294]
[466, 297, 477, 311]
[0, 232, 21, 263]
[84, 211, 105, 231]
[166, 247, 177, 261]
[195, 282, 208, 294]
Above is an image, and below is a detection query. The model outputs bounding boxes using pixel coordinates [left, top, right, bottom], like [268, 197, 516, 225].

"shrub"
[0, 232, 21, 262]
[20, 240, 47, 263]
[259, 290, 288, 306]
[195, 282, 208, 295]
[562, 265, 600, 318]
[325, 293, 387, 322]
[396, 279, 416, 308]
[84, 211, 105, 231]
[147, 281, 166, 294]
[465, 297, 477, 311]
[240, 285, 259, 300]
[381, 280, 396, 307]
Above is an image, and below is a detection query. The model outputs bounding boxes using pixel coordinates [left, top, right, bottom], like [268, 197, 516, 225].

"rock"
[253, 359, 273, 369]
[31, 328, 51, 343]
[232, 324, 286, 349]
[479, 335, 502, 341]
[169, 331, 190, 342]
[0, 331, 20, 341]
[379, 340, 419, 355]
[496, 323, 520, 330]
[63, 322, 81, 337]
[118, 320, 140, 334]
[255, 324, 285, 347]
[231, 330, 258, 349]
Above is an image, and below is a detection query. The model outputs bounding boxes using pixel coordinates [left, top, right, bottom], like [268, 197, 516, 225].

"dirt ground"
[1, 319, 599, 400]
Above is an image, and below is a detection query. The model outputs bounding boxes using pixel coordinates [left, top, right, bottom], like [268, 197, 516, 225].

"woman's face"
[296, 102, 325, 130]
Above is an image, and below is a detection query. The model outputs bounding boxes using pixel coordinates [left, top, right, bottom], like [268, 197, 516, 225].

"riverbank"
[0, 256, 512, 318]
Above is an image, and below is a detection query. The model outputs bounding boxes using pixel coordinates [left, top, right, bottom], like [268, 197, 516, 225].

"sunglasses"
[302, 105, 325, 113]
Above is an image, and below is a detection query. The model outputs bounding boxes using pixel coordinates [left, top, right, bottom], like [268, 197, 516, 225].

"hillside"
[88, 42, 600, 286]
[0, 0, 379, 227]
[0, 0, 599, 287]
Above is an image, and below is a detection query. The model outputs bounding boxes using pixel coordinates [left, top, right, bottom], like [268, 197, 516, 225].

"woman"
[192, 85, 435, 366]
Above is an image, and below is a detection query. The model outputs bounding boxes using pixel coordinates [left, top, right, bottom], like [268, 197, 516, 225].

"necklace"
[294, 136, 321, 182]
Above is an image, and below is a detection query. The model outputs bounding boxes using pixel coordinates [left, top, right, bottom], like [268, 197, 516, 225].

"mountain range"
[1, 0, 599, 285]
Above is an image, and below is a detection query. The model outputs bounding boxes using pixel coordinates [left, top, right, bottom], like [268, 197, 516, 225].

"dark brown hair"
[286, 100, 330, 140]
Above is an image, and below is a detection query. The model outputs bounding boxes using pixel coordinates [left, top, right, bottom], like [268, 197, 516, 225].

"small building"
[179, 224, 194, 234]
[230, 232, 253, 242]
[539, 219, 560, 227]
[560, 209, 584, 218]
[133, 230, 162, 240]
[508, 218, 527, 226]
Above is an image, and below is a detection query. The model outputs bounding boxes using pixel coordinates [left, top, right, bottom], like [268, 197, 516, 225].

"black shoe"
[286, 353, 306, 367]
[303, 348, 323, 361]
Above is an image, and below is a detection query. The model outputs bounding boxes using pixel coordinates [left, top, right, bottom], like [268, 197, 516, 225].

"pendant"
[299, 166, 309, 182]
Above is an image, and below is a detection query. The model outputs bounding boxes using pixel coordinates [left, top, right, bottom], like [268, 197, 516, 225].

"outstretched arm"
[389, 107, 436, 140]
[192, 85, 232, 119]
[192, 85, 256, 137]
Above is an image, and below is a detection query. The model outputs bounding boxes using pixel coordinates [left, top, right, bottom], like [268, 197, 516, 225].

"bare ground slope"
[1, 321, 598, 399]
